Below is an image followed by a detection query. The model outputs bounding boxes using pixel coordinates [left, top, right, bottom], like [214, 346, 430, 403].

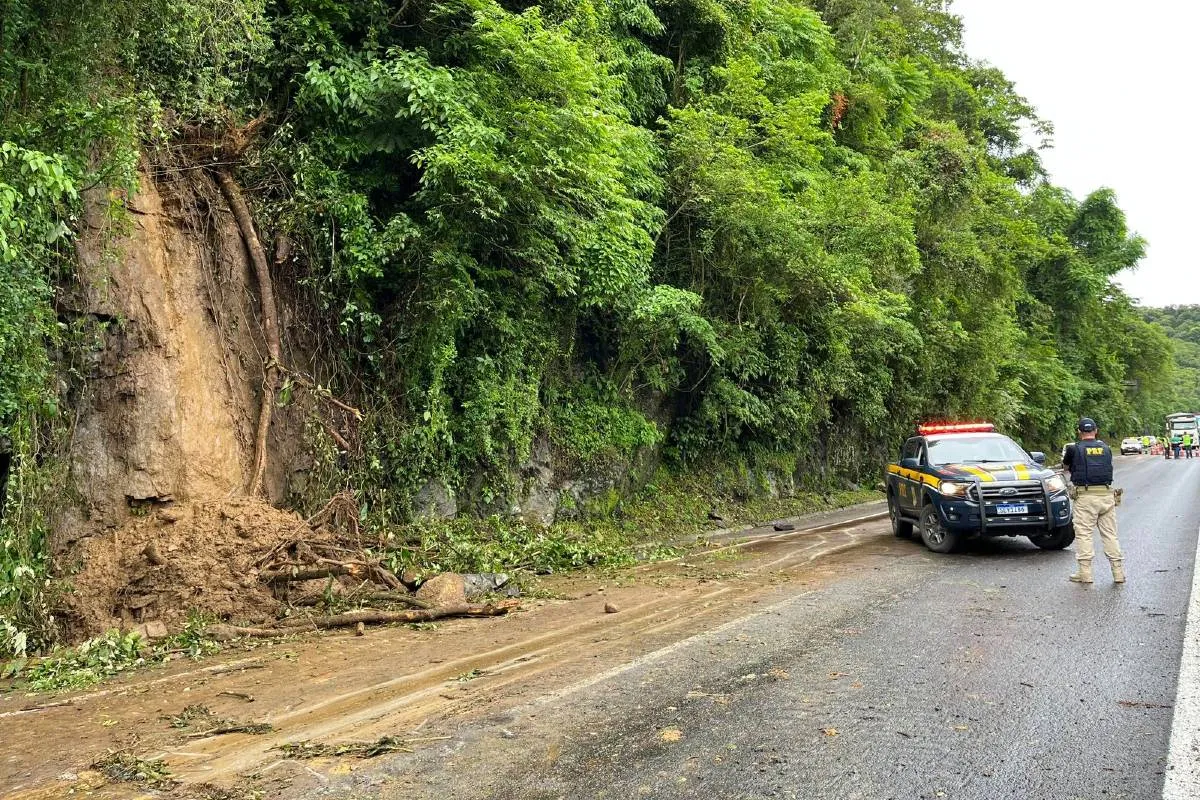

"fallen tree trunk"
[260, 564, 360, 583]
[203, 601, 518, 640]
[291, 591, 431, 609]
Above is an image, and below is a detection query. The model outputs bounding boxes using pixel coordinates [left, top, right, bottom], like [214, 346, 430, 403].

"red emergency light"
[917, 422, 996, 436]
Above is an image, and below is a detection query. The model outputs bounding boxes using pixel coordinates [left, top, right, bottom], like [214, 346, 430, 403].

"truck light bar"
[918, 422, 996, 435]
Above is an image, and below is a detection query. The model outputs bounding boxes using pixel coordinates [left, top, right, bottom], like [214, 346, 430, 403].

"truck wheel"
[920, 503, 959, 553]
[889, 495, 913, 538]
[1030, 525, 1075, 551]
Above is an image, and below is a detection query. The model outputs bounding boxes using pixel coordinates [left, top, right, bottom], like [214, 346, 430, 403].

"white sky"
[953, 0, 1198, 307]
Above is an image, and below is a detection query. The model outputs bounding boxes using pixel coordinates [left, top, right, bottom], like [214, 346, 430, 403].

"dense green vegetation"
[0, 0, 1185, 650]
[1141, 306, 1200, 420]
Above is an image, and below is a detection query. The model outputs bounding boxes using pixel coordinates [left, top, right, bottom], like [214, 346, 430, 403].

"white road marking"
[1164, 524, 1200, 799]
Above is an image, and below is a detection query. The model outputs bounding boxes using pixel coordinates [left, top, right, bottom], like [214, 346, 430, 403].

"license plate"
[996, 503, 1028, 516]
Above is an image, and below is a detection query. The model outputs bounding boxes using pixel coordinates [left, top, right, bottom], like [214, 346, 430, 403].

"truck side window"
[902, 439, 920, 461]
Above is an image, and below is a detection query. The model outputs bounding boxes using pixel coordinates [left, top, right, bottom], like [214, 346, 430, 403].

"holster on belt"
[1114, 487, 1124, 506]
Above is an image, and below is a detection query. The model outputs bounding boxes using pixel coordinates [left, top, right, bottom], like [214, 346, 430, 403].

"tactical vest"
[1069, 439, 1113, 486]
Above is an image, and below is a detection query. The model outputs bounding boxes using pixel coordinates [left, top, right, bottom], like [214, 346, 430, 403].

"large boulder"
[414, 573, 467, 607]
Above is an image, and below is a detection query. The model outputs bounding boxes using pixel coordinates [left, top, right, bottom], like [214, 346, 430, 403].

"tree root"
[214, 168, 281, 498]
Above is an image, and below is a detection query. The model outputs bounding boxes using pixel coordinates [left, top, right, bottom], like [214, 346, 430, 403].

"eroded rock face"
[64, 174, 260, 540]
[412, 479, 457, 520]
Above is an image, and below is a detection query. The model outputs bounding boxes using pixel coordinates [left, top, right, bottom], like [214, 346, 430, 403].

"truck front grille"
[968, 483, 1044, 502]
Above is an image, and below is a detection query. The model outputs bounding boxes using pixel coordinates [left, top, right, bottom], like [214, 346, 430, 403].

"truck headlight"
[939, 480, 971, 498]
[1044, 474, 1067, 494]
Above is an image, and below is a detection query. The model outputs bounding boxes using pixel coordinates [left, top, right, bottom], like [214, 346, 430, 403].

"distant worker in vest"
[1185, 431, 1195, 459]
[1170, 432, 1184, 459]
[1061, 417, 1124, 585]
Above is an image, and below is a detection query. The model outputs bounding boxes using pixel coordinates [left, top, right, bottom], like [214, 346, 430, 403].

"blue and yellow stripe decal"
[886, 464, 940, 487]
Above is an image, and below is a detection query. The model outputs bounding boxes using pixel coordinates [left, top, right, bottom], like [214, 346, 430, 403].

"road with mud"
[5, 456, 1200, 800]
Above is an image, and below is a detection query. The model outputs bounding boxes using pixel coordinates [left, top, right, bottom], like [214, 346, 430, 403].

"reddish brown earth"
[62, 499, 317, 638]
[1, 516, 897, 800]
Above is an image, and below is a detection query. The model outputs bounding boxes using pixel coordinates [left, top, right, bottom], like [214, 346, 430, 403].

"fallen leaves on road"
[92, 751, 176, 789]
[660, 728, 683, 742]
[767, 668, 790, 680]
[164, 704, 273, 739]
[821, 727, 839, 737]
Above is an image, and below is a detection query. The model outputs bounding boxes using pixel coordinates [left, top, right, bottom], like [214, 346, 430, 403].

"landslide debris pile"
[63, 495, 513, 640]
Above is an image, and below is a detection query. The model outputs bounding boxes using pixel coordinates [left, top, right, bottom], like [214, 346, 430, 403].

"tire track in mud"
[167, 521, 893, 784]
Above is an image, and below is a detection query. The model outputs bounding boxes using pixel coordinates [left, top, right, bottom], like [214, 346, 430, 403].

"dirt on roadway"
[1, 511, 893, 800]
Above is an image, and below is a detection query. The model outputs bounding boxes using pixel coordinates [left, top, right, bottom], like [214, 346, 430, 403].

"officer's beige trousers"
[1073, 491, 1122, 564]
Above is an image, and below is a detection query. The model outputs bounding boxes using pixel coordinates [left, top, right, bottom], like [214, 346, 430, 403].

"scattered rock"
[604, 603, 619, 614]
[158, 505, 185, 523]
[143, 542, 167, 566]
[355, 621, 366, 636]
[772, 521, 796, 532]
[133, 620, 169, 641]
[414, 573, 467, 607]
[707, 508, 724, 522]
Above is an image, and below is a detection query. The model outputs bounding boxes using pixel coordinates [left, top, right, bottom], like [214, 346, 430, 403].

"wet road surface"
[328, 456, 1200, 800]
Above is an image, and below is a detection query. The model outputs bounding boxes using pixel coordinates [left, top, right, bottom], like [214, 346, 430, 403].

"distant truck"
[1165, 413, 1200, 457]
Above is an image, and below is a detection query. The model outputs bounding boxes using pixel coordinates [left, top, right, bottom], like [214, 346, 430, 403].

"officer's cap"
[1077, 417, 1098, 433]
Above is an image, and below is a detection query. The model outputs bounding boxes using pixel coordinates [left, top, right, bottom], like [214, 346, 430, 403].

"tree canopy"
[0, 0, 1182, 512]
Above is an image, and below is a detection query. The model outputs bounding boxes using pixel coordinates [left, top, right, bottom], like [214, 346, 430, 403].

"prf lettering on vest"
[1086, 447, 1104, 455]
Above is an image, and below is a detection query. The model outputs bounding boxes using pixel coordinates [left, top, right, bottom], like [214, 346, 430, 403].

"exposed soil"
[62, 499, 321, 638]
[1, 513, 893, 799]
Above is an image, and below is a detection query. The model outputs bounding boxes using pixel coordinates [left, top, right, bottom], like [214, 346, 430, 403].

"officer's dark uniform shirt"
[1062, 439, 1114, 487]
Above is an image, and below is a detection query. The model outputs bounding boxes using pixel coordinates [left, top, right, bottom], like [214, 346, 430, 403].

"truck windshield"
[926, 435, 1031, 466]
[1171, 421, 1197, 430]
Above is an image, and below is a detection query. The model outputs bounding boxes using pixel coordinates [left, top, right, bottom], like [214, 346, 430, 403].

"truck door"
[899, 438, 924, 515]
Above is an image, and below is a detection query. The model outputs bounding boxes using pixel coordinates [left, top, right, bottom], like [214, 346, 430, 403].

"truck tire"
[920, 503, 960, 554]
[888, 495, 913, 538]
[1030, 525, 1075, 551]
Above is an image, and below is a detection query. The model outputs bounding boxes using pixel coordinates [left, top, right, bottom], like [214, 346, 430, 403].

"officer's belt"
[1076, 484, 1111, 493]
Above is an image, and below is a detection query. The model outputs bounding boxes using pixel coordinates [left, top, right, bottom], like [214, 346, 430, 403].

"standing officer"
[1062, 417, 1124, 584]
[1185, 431, 1195, 459]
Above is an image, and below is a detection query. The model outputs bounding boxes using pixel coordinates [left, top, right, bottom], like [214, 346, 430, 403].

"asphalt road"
[326, 456, 1200, 800]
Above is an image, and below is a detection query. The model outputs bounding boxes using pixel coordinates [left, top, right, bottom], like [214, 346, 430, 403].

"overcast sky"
[953, 0, 1197, 308]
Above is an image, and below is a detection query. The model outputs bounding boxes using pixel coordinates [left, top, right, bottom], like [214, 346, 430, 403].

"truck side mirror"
[1030, 451, 1046, 465]
[900, 457, 920, 470]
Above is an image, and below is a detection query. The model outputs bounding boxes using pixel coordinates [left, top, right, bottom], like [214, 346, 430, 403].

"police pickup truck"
[885, 423, 1074, 553]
